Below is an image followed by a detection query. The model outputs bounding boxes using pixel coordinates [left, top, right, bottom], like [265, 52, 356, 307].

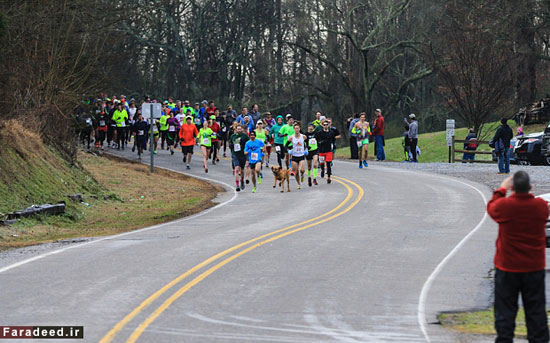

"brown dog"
[271, 166, 290, 192]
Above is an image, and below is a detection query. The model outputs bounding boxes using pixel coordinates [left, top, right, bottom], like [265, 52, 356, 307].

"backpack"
[468, 137, 478, 149]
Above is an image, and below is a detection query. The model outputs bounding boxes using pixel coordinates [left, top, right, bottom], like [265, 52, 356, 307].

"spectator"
[487, 171, 549, 343]
[407, 114, 418, 162]
[462, 128, 478, 163]
[372, 109, 385, 161]
[348, 114, 360, 159]
[491, 118, 513, 174]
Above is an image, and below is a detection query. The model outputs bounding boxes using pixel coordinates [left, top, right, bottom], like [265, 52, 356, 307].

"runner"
[254, 120, 269, 170]
[327, 117, 341, 173]
[315, 119, 336, 184]
[269, 115, 285, 168]
[286, 122, 308, 189]
[216, 109, 229, 158]
[159, 107, 170, 150]
[209, 113, 221, 164]
[112, 103, 128, 150]
[352, 112, 371, 168]
[229, 124, 250, 192]
[166, 110, 180, 155]
[151, 118, 160, 154]
[94, 110, 108, 151]
[133, 113, 149, 161]
[179, 115, 199, 169]
[278, 114, 295, 173]
[244, 130, 265, 193]
[305, 123, 319, 186]
[198, 118, 215, 173]
[263, 113, 275, 166]
[193, 102, 203, 128]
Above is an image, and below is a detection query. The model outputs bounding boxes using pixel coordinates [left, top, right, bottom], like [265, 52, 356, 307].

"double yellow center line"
[101, 175, 364, 343]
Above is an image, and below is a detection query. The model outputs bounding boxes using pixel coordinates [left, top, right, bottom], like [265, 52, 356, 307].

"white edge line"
[334, 159, 491, 342]
[0, 157, 238, 275]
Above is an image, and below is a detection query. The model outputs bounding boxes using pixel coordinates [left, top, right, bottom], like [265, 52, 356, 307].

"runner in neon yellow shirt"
[198, 119, 214, 173]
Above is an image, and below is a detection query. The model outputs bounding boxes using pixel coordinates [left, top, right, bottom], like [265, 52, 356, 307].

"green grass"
[438, 308, 533, 338]
[335, 121, 548, 163]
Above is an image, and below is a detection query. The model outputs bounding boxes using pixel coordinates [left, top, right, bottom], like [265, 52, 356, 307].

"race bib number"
[222, 127, 227, 132]
[120, 122, 126, 127]
[99, 120, 105, 126]
[202, 138, 209, 145]
[195, 118, 201, 125]
[275, 145, 281, 152]
[295, 145, 304, 153]
[319, 155, 325, 163]
[138, 130, 144, 136]
[357, 141, 363, 148]
[153, 126, 158, 132]
[234, 143, 241, 152]
[169, 126, 176, 132]
[251, 152, 259, 161]
[309, 138, 317, 146]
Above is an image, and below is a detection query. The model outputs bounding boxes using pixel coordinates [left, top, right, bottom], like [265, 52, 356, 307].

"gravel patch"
[364, 161, 550, 196]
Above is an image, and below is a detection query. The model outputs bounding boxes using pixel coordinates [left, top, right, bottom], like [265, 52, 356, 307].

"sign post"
[446, 119, 455, 163]
[142, 103, 162, 173]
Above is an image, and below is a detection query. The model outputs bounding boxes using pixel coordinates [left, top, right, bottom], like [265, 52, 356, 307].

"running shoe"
[171, 150, 174, 155]
[186, 165, 190, 170]
[153, 150, 157, 154]
[327, 177, 331, 184]
[205, 167, 208, 173]
[223, 153, 226, 157]
[359, 163, 363, 169]
[308, 177, 312, 187]
[216, 158, 220, 162]
[132, 146, 135, 152]
[246, 179, 250, 184]
[297, 185, 301, 190]
[236, 187, 240, 192]
[313, 179, 318, 186]
[260, 173, 264, 178]
[212, 161, 216, 165]
[252, 186, 256, 193]
[363, 161, 368, 167]
[266, 162, 269, 167]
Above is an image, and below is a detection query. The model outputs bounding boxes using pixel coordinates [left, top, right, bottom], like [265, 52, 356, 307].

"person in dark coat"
[462, 128, 478, 163]
[491, 118, 514, 174]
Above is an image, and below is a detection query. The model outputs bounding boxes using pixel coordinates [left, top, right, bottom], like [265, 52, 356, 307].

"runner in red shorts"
[315, 119, 336, 184]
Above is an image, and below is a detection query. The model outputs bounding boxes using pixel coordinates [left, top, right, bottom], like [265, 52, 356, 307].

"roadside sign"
[446, 119, 455, 146]
[142, 103, 162, 119]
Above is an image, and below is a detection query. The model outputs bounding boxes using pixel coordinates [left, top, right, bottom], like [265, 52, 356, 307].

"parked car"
[514, 132, 548, 165]
[541, 122, 550, 165]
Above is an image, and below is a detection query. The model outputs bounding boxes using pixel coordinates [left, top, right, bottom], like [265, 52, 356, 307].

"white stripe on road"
[0, 161, 238, 275]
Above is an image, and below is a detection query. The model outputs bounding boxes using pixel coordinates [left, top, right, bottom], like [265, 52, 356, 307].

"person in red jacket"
[179, 116, 199, 170]
[372, 109, 385, 161]
[487, 171, 549, 343]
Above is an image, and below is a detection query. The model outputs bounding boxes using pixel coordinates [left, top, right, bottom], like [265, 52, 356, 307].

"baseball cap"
[186, 115, 193, 121]
[320, 115, 326, 121]
[210, 115, 216, 120]
[409, 113, 416, 119]
[201, 100, 208, 104]
[286, 114, 292, 119]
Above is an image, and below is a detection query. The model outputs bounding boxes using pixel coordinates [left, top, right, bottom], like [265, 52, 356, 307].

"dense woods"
[1, 0, 550, 150]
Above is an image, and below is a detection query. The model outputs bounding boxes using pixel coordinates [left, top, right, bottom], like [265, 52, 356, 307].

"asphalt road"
[0, 145, 504, 343]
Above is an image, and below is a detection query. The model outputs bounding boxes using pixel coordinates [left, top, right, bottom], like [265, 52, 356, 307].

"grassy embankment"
[0, 120, 222, 251]
[438, 308, 536, 338]
[335, 121, 548, 162]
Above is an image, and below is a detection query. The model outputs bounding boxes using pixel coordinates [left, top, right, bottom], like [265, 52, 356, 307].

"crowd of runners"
[75, 95, 356, 193]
